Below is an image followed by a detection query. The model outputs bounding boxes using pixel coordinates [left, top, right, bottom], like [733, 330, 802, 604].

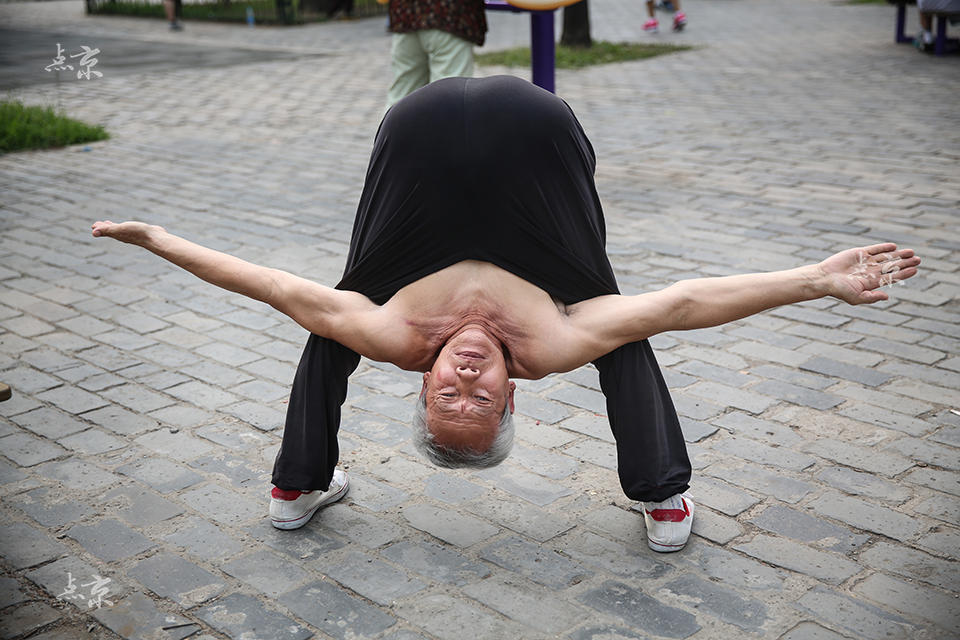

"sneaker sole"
[270, 476, 350, 530]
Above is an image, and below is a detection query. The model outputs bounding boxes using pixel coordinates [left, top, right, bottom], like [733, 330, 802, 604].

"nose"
[456, 365, 479, 379]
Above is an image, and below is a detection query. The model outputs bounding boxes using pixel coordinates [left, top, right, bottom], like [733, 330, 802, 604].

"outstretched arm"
[553, 243, 920, 372]
[90, 221, 385, 352]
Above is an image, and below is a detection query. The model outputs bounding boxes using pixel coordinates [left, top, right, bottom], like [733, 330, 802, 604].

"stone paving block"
[0, 432, 66, 466]
[750, 504, 870, 554]
[33, 458, 119, 490]
[162, 516, 246, 561]
[465, 496, 574, 542]
[221, 549, 312, 597]
[0, 522, 67, 569]
[282, 580, 397, 640]
[188, 453, 268, 489]
[397, 592, 529, 640]
[312, 502, 405, 548]
[930, 424, 960, 448]
[0, 601, 61, 639]
[221, 400, 286, 432]
[675, 359, 755, 388]
[2, 366, 61, 394]
[127, 551, 225, 606]
[403, 504, 498, 547]
[703, 461, 815, 504]
[558, 529, 671, 579]
[805, 492, 923, 541]
[117, 456, 204, 493]
[831, 383, 933, 417]
[10, 407, 88, 439]
[349, 475, 409, 512]
[0, 389, 41, 418]
[77, 372, 126, 392]
[164, 380, 239, 410]
[462, 574, 586, 635]
[730, 340, 810, 367]
[424, 473, 485, 504]
[83, 404, 158, 436]
[77, 345, 143, 372]
[36, 385, 109, 414]
[815, 466, 912, 504]
[687, 476, 760, 517]
[709, 437, 816, 472]
[803, 438, 914, 477]
[680, 543, 784, 591]
[836, 403, 934, 437]
[323, 550, 426, 606]
[889, 380, 960, 408]
[349, 393, 415, 423]
[711, 411, 802, 446]
[661, 573, 768, 631]
[179, 483, 263, 526]
[248, 517, 345, 562]
[577, 580, 701, 639]
[511, 443, 578, 480]
[516, 394, 575, 424]
[135, 428, 215, 461]
[57, 427, 126, 454]
[232, 378, 289, 402]
[103, 485, 184, 527]
[180, 359, 252, 388]
[686, 380, 776, 414]
[859, 337, 945, 365]
[579, 504, 649, 548]
[352, 368, 417, 396]
[569, 625, 650, 640]
[883, 437, 959, 471]
[194, 592, 312, 640]
[672, 394, 725, 421]
[382, 539, 490, 586]
[916, 527, 960, 557]
[340, 411, 409, 446]
[473, 465, 574, 506]
[558, 414, 615, 443]
[547, 384, 607, 414]
[194, 421, 271, 451]
[853, 572, 960, 632]
[795, 587, 915, 640]
[679, 417, 718, 443]
[92, 591, 201, 640]
[27, 554, 129, 605]
[480, 535, 592, 589]
[751, 379, 843, 410]
[7, 486, 96, 527]
[0, 576, 28, 609]
[799, 356, 892, 388]
[733, 534, 861, 585]
[912, 494, 959, 525]
[860, 541, 959, 591]
[369, 455, 433, 489]
[67, 518, 156, 563]
[902, 467, 960, 497]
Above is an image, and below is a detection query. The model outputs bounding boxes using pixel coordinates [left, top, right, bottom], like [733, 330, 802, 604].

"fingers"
[866, 243, 897, 256]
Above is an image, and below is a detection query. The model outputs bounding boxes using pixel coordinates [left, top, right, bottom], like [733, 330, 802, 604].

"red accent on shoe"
[271, 487, 303, 500]
[646, 498, 691, 522]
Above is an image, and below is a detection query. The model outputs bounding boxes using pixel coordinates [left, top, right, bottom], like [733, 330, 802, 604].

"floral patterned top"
[389, 0, 488, 46]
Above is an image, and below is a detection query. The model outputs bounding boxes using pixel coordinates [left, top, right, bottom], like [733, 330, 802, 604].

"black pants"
[271, 76, 690, 503]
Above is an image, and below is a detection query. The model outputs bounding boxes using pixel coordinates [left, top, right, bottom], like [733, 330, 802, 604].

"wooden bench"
[890, 0, 960, 55]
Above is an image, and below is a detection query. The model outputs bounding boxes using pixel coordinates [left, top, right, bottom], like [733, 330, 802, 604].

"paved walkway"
[1, 0, 958, 638]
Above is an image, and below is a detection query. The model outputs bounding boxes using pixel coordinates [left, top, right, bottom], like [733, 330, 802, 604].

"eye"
[474, 395, 490, 403]
[440, 392, 456, 398]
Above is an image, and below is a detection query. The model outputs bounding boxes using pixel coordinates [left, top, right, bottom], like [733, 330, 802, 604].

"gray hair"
[412, 393, 515, 468]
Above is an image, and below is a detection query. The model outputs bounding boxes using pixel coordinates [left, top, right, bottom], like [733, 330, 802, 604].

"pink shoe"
[673, 11, 687, 31]
[643, 18, 659, 33]
[643, 492, 694, 552]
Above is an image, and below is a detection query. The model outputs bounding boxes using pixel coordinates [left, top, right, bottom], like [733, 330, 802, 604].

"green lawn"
[477, 41, 694, 70]
[0, 100, 109, 153]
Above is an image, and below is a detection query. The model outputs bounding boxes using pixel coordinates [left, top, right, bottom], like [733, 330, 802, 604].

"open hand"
[818, 243, 920, 305]
[91, 221, 161, 246]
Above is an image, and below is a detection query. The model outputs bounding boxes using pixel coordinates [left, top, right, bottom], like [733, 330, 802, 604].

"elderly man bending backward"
[91, 76, 919, 553]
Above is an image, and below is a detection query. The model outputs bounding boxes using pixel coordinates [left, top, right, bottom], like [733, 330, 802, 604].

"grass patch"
[88, 0, 386, 24]
[476, 40, 693, 69]
[0, 100, 109, 153]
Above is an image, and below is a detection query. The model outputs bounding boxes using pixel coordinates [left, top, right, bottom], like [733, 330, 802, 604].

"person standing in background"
[643, 0, 686, 33]
[386, 0, 487, 108]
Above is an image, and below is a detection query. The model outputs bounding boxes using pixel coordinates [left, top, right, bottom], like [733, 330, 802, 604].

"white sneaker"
[269, 469, 349, 530]
[643, 492, 694, 553]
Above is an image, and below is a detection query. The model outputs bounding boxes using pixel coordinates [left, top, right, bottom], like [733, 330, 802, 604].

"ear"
[420, 372, 430, 398]
[507, 380, 516, 414]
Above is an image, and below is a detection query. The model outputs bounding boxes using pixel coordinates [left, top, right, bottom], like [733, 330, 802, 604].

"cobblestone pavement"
[1, 0, 958, 638]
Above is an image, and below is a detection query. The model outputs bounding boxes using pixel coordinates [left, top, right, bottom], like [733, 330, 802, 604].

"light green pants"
[386, 30, 475, 108]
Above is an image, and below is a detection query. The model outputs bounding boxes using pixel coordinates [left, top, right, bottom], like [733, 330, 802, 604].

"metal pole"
[530, 10, 555, 93]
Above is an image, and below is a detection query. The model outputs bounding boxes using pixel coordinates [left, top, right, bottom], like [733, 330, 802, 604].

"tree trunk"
[561, 0, 591, 48]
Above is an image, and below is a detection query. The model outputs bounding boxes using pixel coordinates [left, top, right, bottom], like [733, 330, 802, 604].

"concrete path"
[1, 0, 958, 639]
